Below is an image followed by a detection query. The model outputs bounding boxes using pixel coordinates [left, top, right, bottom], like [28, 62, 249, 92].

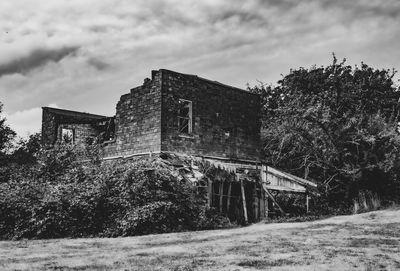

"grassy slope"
[1, 208, 400, 271]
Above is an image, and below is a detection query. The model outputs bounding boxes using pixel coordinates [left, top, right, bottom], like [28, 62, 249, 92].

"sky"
[0, 0, 399, 138]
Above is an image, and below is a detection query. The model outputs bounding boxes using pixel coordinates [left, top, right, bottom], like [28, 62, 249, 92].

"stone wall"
[41, 107, 107, 146]
[42, 70, 261, 161]
[58, 123, 100, 145]
[159, 69, 261, 161]
[41, 108, 58, 146]
[104, 72, 162, 157]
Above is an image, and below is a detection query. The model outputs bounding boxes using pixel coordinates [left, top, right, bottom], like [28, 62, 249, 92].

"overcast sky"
[1, 0, 399, 137]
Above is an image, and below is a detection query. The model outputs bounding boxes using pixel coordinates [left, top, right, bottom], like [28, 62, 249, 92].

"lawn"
[1, 208, 400, 270]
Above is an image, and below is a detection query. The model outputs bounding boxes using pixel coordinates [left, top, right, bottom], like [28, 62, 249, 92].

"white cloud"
[0, 0, 399, 137]
[4, 104, 59, 138]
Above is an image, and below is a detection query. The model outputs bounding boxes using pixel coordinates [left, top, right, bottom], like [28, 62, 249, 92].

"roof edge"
[158, 69, 259, 97]
[266, 166, 318, 188]
[42, 107, 111, 119]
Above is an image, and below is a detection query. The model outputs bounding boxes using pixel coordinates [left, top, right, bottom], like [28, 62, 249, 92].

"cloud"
[0, 0, 399, 134]
[319, 0, 400, 20]
[0, 46, 79, 77]
[87, 57, 110, 71]
[4, 104, 59, 138]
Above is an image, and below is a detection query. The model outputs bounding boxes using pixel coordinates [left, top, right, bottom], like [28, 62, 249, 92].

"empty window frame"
[61, 128, 74, 144]
[178, 99, 192, 134]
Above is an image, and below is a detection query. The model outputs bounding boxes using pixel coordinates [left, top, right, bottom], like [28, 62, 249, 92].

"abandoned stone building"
[42, 69, 316, 223]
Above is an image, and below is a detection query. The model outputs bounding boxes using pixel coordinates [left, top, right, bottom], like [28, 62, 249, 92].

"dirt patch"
[237, 258, 297, 269]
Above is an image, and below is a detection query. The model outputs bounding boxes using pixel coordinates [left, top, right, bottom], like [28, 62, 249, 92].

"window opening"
[61, 128, 74, 144]
[178, 99, 192, 134]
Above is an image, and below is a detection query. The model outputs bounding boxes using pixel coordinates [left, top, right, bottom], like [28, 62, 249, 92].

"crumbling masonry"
[42, 69, 316, 223]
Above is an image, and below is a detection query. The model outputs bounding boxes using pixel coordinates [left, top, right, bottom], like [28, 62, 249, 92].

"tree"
[0, 102, 16, 163]
[250, 55, 400, 207]
[11, 133, 41, 165]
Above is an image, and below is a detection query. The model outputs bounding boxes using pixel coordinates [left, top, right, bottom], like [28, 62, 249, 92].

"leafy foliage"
[0, 102, 16, 162]
[9, 133, 41, 165]
[250, 55, 400, 209]
[0, 145, 229, 240]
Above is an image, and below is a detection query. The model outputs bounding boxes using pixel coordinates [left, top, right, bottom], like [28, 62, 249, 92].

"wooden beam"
[208, 179, 213, 207]
[227, 182, 232, 213]
[262, 184, 285, 215]
[260, 185, 265, 219]
[264, 167, 268, 218]
[253, 184, 258, 221]
[219, 182, 224, 213]
[240, 177, 248, 224]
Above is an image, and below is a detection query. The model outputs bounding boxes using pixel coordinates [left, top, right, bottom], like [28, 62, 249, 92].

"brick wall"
[42, 109, 57, 145]
[41, 107, 107, 146]
[159, 69, 261, 161]
[58, 123, 99, 145]
[42, 70, 261, 161]
[104, 72, 162, 157]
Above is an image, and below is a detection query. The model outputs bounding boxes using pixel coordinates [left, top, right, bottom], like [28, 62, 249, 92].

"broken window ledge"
[178, 134, 194, 139]
[103, 139, 116, 145]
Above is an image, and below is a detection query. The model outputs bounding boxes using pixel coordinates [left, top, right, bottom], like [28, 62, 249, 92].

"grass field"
[1, 208, 400, 270]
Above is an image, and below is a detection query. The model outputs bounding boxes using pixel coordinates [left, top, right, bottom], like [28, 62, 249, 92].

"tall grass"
[352, 191, 381, 214]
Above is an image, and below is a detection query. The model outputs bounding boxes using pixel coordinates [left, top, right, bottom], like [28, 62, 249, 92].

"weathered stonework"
[108, 72, 162, 156]
[41, 69, 315, 221]
[41, 107, 111, 146]
[160, 69, 261, 161]
[42, 69, 261, 162]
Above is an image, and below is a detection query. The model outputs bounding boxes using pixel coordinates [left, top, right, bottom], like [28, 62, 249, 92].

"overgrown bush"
[250, 56, 400, 212]
[0, 145, 230, 240]
[274, 193, 307, 215]
[352, 191, 381, 214]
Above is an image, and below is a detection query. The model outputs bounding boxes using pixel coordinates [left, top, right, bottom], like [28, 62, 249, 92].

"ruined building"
[42, 69, 316, 223]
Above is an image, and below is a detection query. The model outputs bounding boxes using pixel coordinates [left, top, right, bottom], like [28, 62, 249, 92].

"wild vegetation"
[249, 55, 400, 213]
[1, 56, 400, 240]
[0, 143, 231, 240]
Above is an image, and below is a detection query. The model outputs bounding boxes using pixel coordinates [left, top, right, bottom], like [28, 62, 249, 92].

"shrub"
[0, 146, 231, 240]
[352, 191, 381, 214]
